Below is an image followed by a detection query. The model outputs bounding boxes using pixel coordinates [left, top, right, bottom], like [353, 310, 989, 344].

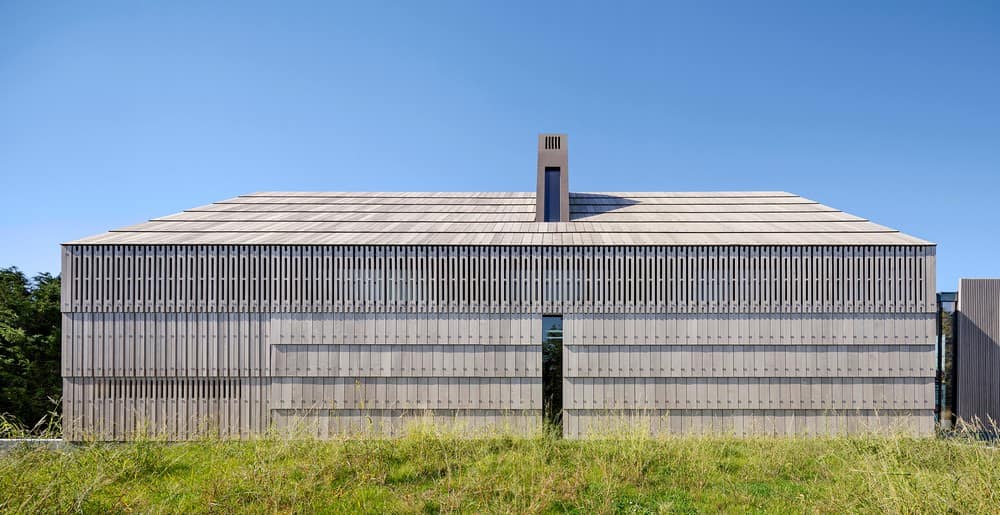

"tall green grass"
[1, 422, 997, 513]
[0, 409, 61, 440]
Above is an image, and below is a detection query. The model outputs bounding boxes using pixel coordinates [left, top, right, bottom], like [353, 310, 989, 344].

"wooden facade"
[955, 279, 1000, 427]
[62, 243, 936, 439]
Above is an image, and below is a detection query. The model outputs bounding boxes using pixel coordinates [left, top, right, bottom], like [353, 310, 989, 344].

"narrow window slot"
[542, 314, 564, 431]
[544, 167, 561, 222]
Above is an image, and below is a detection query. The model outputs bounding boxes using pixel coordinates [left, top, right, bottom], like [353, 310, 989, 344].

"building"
[61, 134, 937, 440]
[954, 279, 1000, 427]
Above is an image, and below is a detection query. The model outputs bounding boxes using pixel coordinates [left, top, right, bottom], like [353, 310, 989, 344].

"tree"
[0, 267, 61, 430]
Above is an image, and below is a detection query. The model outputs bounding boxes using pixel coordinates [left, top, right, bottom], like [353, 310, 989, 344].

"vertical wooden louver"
[62, 245, 936, 315]
[954, 279, 1000, 426]
[61, 243, 936, 439]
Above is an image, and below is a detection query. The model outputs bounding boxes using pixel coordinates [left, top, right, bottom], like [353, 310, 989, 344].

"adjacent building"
[61, 134, 937, 440]
[954, 279, 1000, 427]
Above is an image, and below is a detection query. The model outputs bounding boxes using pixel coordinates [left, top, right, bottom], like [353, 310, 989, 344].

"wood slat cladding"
[61, 242, 936, 440]
[562, 378, 934, 411]
[564, 345, 935, 378]
[561, 313, 935, 437]
[62, 245, 936, 315]
[562, 409, 934, 437]
[68, 191, 933, 247]
[62, 377, 266, 441]
[61, 312, 930, 380]
[955, 279, 1000, 426]
[270, 409, 540, 438]
[61, 311, 542, 440]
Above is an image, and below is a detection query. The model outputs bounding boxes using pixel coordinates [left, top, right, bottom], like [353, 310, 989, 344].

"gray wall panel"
[564, 344, 934, 378]
[62, 244, 934, 439]
[956, 279, 1000, 425]
[562, 378, 933, 410]
[563, 313, 935, 437]
[563, 409, 933, 437]
[61, 312, 542, 439]
[63, 245, 936, 315]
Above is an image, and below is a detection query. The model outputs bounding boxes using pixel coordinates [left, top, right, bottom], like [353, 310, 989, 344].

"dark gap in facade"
[542, 314, 563, 431]
[544, 167, 561, 222]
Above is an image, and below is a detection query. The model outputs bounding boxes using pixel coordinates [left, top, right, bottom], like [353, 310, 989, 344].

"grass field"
[1, 422, 999, 514]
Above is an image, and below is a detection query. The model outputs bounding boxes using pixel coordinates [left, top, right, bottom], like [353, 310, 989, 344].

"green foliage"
[0, 267, 61, 432]
[1, 430, 998, 513]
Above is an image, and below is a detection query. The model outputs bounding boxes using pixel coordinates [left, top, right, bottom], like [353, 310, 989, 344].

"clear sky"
[2, 2, 998, 290]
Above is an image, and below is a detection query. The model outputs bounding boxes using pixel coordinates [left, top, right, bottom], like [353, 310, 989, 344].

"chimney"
[536, 134, 569, 222]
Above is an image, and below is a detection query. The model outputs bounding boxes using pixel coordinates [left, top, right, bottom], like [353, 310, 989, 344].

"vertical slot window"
[542, 315, 564, 431]
[544, 167, 561, 222]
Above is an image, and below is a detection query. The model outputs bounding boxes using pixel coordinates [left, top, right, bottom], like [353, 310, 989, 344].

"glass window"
[542, 315, 563, 429]
[544, 167, 561, 222]
[937, 291, 957, 428]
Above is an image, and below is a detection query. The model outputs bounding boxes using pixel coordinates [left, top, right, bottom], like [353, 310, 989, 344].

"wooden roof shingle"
[67, 192, 932, 246]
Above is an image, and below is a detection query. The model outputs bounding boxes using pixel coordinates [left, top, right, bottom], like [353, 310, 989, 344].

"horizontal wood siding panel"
[564, 344, 935, 378]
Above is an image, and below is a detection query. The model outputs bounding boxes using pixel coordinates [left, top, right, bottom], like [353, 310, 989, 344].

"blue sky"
[1, 2, 997, 290]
